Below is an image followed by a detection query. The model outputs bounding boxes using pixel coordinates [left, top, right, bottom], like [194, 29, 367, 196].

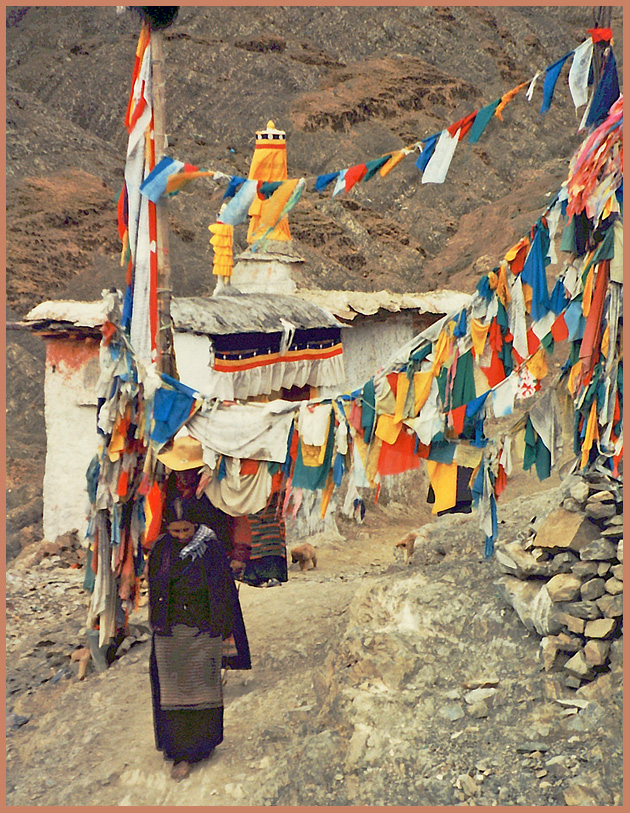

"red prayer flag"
[240, 459, 259, 476]
[344, 163, 368, 192]
[450, 404, 466, 435]
[527, 329, 541, 355]
[480, 351, 506, 388]
[494, 464, 508, 499]
[447, 110, 478, 141]
[588, 27, 613, 43]
[550, 313, 569, 342]
[377, 428, 421, 475]
[386, 372, 398, 395]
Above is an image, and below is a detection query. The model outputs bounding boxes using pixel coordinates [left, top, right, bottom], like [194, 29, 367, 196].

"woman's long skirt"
[150, 625, 224, 763]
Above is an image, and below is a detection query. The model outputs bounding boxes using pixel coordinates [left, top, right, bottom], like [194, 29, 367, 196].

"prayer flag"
[520, 228, 551, 320]
[587, 27, 613, 43]
[363, 155, 391, 181]
[468, 99, 500, 143]
[568, 39, 594, 110]
[491, 374, 519, 418]
[222, 175, 247, 200]
[380, 149, 408, 177]
[495, 81, 528, 120]
[447, 110, 477, 141]
[422, 129, 459, 184]
[584, 50, 620, 127]
[415, 133, 439, 172]
[139, 156, 185, 202]
[344, 163, 368, 192]
[332, 170, 347, 197]
[314, 171, 340, 192]
[540, 51, 573, 114]
[218, 179, 258, 226]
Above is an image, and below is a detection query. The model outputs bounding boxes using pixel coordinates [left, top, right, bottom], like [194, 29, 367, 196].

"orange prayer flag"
[495, 81, 529, 121]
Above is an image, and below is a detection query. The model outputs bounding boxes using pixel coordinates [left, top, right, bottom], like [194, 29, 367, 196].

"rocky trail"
[6, 474, 622, 807]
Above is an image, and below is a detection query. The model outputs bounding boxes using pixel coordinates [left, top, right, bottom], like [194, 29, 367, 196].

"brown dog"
[290, 542, 318, 571]
[394, 527, 427, 565]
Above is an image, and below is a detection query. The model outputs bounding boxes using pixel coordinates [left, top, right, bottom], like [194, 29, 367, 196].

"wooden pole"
[591, 6, 613, 87]
[150, 28, 177, 377]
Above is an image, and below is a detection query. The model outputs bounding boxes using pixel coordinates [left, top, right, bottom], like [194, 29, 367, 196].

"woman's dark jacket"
[148, 531, 251, 670]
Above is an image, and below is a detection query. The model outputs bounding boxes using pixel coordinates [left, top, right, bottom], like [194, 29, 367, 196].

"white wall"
[174, 332, 214, 395]
[231, 258, 297, 295]
[337, 313, 416, 392]
[42, 340, 100, 542]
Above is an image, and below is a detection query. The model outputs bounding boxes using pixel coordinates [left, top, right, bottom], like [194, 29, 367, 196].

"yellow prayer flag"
[413, 371, 433, 415]
[526, 347, 548, 380]
[425, 460, 458, 514]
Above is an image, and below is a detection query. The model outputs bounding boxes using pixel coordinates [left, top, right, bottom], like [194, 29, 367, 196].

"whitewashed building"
[21, 284, 470, 542]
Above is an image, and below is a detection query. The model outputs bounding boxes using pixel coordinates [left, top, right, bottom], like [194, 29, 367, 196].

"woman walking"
[147, 496, 251, 780]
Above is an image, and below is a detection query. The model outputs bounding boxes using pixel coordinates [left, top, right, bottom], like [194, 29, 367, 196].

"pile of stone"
[494, 470, 623, 689]
[11, 529, 87, 570]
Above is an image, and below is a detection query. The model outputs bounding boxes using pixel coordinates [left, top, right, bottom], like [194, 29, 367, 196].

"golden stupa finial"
[255, 120, 286, 143]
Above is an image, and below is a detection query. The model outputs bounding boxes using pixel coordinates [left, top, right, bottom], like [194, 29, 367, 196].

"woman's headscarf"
[163, 496, 208, 528]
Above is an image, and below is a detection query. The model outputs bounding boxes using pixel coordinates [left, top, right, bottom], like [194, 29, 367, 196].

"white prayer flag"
[421, 129, 460, 184]
[568, 39, 593, 110]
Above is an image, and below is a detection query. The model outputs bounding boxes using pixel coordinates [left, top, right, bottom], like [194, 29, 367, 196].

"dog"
[394, 527, 428, 565]
[290, 542, 318, 571]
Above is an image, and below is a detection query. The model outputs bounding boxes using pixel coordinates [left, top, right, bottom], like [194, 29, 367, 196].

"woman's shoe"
[171, 761, 191, 781]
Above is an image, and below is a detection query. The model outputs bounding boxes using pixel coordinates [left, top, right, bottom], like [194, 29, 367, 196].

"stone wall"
[495, 470, 623, 690]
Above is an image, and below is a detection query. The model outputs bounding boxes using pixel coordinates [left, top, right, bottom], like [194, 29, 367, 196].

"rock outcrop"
[494, 470, 623, 690]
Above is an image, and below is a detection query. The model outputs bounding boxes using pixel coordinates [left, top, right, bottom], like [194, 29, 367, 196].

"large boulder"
[495, 577, 561, 636]
[532, 508, 600, 554]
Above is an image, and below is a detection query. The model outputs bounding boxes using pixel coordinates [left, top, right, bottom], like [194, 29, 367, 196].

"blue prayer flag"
[540, 51, 573, 114]
[585, 50, 620, 127]
[222, 175, 247, 200]
[139, 156, 185, 202]
[415, 134, 439, 172]
[314, 171, 340, 192]
[521, 228, 551, 320]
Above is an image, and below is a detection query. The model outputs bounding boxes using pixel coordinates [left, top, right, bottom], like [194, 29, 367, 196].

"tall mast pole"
[150, 25, 176, 377]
